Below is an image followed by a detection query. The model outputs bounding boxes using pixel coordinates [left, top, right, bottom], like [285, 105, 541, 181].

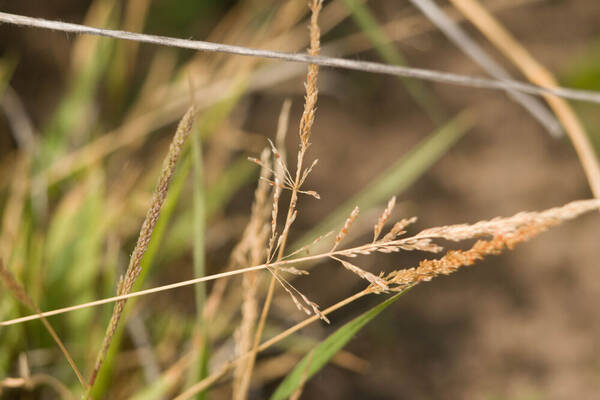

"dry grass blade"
[0, 374, 76, 400]
[448, 0, 600, 198]
[0, 260, 86, 389]
[86, 105, 197, 392]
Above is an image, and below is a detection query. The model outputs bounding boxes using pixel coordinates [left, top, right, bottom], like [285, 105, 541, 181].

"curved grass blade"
[270, 287, 413, 400]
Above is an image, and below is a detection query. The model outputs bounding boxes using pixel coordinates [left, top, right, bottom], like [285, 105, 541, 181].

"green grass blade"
[188, 120, 209, 400]
[90, 88, 246, 398]
[192, 130, 206, 317]
[340, 0, 446, 124]
[270, 288, 413, 400]
[39, 1, 119, 168]
[295, 110, 474, 251]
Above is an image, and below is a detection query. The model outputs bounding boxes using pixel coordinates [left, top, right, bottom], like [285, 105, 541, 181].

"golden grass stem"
[3, 199, 598, 328]
[246, 2, 324, 393]
[173, 288, 371, 400]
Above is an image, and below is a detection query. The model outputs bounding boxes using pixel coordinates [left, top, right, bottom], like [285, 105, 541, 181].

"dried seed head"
[301, 190, 320, 199]
[332, 206, 360, 251]
[382, 217, 417, 242]
[373, 196, 396, 242]
[278, 266, 309, 275]
[299, 293, 330, 324]
[335, 258, 389, 292]
[415, 199, 600, 242]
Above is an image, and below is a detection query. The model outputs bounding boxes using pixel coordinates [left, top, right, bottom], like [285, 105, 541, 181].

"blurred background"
[1, 0, 600, 399]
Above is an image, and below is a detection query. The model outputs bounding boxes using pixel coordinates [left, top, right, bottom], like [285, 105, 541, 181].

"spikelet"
[267, 178, 282, 261]
[332, 206, 360, 251]
[333, 257, 389, 292]
[275, 99, 291, 182]
[299, 292, 330, 323]
[278, 266, 309, 275]
[373, 196, 396, 242]
[300, 159, 319, 186]
[267, 139, 294, 189]
[382, 217, 417, 242]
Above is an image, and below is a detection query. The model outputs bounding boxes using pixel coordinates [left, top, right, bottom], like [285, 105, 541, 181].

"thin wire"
[1, 11, 600, 104]
[407, 0, 563, 137]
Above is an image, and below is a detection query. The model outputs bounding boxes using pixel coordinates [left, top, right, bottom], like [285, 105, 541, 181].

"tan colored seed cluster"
[88, 105, 197, 389]
[332, 206, 360, 251]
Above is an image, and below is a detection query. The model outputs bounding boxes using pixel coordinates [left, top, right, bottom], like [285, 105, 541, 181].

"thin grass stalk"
[189, 119, 208, 399]
[4, 199, 599, 328]
[85, 106, 197, 396]
[247, 0, 323, 391]
[233, 150, 273, 399]
[173, 289, 372, 400]
[175, 199, 600, 397]
[0, 260, 87, 389]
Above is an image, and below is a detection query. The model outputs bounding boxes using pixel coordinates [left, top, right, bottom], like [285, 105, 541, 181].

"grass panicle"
[233, 149, 273, 400]
[246, 1, 324, 395]
[87, 105, 197, 392]
[2, 2, 600, 399]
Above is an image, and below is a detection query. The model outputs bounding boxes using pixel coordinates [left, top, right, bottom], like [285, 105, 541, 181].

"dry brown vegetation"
[1, 1, 600, 399]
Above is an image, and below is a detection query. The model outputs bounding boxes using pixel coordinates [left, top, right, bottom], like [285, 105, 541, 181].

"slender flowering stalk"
[2, 199, 599, 328]
[172, 198, 600, 398]
[233, 149, 273, 400]
[86, 106, 197, 394]
[248, 1, 324, 393]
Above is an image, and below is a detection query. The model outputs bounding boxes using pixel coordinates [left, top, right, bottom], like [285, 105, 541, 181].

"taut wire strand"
[1, 11, 600, 104]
